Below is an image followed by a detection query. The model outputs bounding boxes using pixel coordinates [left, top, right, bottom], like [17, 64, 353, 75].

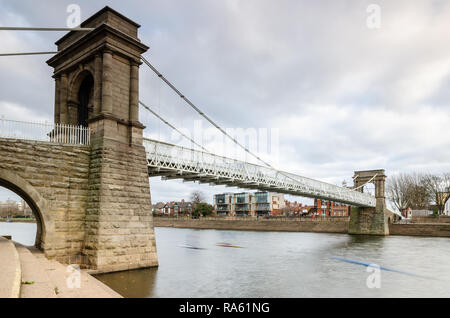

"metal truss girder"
[143, 138, 376, 207]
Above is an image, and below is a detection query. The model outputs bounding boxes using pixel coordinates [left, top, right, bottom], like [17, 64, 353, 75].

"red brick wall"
[314, 199, 349, 217]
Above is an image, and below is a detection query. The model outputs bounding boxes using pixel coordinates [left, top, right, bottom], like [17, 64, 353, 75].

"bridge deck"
[143, 139, 376, 207]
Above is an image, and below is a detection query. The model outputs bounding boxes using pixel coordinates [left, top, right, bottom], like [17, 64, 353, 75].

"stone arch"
[68, 68, 95, 127]
[0, 168, 54, 250]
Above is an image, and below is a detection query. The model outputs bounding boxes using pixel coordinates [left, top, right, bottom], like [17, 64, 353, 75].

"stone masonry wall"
[111, 55, 131, 121]
[390, 223, 450, 237]
[348, 205, 389, 235]
[411, 216, 450, 224]
[0, 138, 90, 262]
[83, 137, 158, 273]
[153, 217, 349, 234]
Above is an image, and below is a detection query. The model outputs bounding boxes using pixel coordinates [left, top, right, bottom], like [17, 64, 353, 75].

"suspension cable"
[141, 56, 275, 169]
[140, 99, 310, 189]
[139, 100, 212, 154]
[0, 43, 363, 195]
[353, 174, 378, 191]
[140, 56, 368, 191]
[140, 56, 349, 191]
[0, 51, 57, 57]
[0, 27, 94, 31]
[0, 26, 92, 56]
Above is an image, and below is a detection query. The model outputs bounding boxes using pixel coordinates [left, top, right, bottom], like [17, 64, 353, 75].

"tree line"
[387, 172, 450, 214]
[190, 191, 214, 217]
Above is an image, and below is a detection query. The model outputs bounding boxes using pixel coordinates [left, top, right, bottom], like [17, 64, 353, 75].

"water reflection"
[97, 228, 450, 298]
[3, 223, 450, 298]
[96, 268, 158, 298]
[0, 222, 36, 246]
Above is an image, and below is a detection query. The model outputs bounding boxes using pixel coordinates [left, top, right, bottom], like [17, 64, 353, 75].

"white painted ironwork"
[0, 117, 90, 145]
[144, 138, 376, 207]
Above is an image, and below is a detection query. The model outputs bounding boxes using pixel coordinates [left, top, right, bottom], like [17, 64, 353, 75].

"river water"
[2, 223, 450, 297]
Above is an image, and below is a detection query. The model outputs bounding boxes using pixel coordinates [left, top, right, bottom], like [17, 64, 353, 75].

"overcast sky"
[0, 0, 449, 204]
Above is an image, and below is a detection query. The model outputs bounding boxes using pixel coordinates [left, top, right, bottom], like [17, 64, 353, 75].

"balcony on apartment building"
[235, 203, 251, 216]
[235, 193, 250, 204]
[254, 203, 270, 216]
[235, 204, 251, 211]
[216, 204, 231, 211]
[255, 192, 269, 203]
[215, 194, 229, 204]
[216, 205, 231, 215]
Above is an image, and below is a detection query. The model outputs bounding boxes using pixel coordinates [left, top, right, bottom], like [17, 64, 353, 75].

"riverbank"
[0, 218, 36, 223]
[390, 223, 450, 237]
[154, 217, 349, 233]
[154, 217, 450, 238]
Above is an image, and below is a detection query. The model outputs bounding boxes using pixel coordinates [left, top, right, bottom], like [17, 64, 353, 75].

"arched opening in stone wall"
[77, 73, 94, 127]
[358, 183, 376, 196]
[368, 184, 376, 195]
[68, 70, 95, 127]
[0, 172, 50, 250]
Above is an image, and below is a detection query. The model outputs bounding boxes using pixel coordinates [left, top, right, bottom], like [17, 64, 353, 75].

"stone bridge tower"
[47, 7, 158, 272]
[348, 169, 389, 235]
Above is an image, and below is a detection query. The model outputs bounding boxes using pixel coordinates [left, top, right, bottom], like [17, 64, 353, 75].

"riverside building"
[312, 199, 350, 217]
[213, 192, 285, 216]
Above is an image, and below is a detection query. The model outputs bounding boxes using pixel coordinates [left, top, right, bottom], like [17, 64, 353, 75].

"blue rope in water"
[331, 256, 430, 279]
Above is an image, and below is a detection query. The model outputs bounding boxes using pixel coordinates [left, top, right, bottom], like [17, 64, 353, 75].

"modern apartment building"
[214, 193, 234, 215]
[213, 191, 285, 216]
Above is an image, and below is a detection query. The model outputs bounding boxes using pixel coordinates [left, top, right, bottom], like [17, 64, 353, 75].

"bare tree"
[387, 173, 410, 212]
[423, 173, 450, 214]
[406, 173, 430, 210]
[190, 191, 205, 204]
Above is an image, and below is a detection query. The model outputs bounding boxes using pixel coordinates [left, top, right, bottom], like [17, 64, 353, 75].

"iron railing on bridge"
[0, 117, 90, 145]
[143, 138, 377, 207]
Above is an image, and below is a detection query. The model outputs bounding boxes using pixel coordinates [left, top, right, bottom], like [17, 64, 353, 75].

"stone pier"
[348, 169, 389, 235]
[0, 7, 158, 273]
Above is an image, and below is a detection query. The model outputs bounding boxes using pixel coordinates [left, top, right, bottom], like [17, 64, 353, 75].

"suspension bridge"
[0, 6, 390, 273]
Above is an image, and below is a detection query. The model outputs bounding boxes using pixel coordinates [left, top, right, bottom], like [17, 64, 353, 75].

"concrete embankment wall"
[411, 216, 450, 224]
[153, 218, 349, 234]
[0, 237, 21, 298]
[389, 223, 450, 237]
[154, 217, 450, 238]
[0, 219, 36, 223]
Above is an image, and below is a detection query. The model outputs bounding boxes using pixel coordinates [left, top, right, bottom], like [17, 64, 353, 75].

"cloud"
[0, 101, 51, 122]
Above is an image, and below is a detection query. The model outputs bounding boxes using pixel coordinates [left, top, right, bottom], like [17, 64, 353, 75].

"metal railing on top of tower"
[0, 117, 90, 146]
